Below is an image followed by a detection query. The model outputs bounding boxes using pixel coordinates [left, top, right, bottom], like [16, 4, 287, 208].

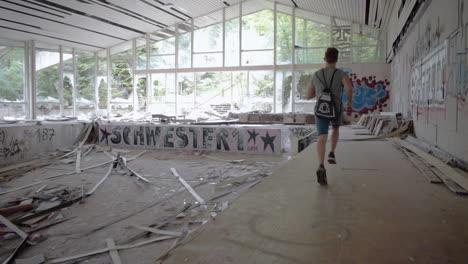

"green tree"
[0, 48, 24, 101]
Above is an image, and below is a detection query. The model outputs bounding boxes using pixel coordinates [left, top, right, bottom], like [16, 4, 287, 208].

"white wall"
[388, 0, 468, 163]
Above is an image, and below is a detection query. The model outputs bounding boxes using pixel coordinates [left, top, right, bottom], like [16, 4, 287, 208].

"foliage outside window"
[97, 50, 107, 109]
[76, 52, 95, 115]
[0, 46, 25, 118]
[352, 33, 382, 63]
[110, 43, 133, 102]
[36, 47, 61, 117]
[295, 17, 330, 64]
[150, 35, 175, 69]
[241, 10, 274, 66]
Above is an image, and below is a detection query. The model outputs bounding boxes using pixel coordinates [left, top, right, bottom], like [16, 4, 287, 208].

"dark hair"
[324, 47, 339, 63]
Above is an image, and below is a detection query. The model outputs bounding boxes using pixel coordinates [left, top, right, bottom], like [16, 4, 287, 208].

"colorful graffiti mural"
[340, 72, 390, 116]
[99, 124, 282, 155]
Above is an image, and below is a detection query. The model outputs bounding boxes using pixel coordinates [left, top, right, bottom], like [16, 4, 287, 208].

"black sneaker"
[316, 165, 327, 185]
[328, 152, 336, 164]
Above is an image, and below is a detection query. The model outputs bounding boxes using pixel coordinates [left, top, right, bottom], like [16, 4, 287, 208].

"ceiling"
[0, 0, 392, 51]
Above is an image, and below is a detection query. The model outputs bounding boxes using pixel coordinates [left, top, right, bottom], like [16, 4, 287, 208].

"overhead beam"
[33, 0, 146, 34]
[1, 0, 64, 18]
[0, 6, 127, 41]
[0, 26, 105, 49]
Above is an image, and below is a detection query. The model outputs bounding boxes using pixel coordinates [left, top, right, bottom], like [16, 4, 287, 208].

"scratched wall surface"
[99, 123, 282, 155]
[388, 0, 468, 163]
[0, 122, 86, 166]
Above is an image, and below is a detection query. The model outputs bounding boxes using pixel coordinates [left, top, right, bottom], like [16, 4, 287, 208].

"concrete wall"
[389, 0, 468, 163]
[99, 122, 283, 155]
[0, 121, 86, 166]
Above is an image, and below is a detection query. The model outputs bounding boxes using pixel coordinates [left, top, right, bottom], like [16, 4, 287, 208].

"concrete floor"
[0, 149, 285, 263]
[162, 127, 468, 264]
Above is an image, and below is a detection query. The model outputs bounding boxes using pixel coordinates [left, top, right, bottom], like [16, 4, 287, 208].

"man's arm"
[343, 75, 353, 115]
[306, 82, 316, 100]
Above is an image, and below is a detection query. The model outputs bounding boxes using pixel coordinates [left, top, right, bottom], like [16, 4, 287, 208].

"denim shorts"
[316, 110, 342, 136]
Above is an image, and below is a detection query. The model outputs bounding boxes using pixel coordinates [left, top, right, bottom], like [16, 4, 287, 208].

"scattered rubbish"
[171, 168, 206, 205]
[105, 238, 122, 264]
[204, 155, 244, 164]
[392, 138, 468, 195]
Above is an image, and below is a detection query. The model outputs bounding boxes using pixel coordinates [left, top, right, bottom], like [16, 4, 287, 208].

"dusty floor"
[160, 127, 468, 264]
[0, 147, 288, 263]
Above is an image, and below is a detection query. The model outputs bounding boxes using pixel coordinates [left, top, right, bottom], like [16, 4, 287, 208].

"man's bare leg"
[330, 127, 340, 153]
[317, 134, 328, 166]
[316, 134, 328, 185]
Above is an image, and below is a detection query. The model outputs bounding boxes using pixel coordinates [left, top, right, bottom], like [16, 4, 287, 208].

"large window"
[225, 5, 240, 67]
[76, 51, 95, 117]
[1, 1, 389, 119]
[352, 24, 385, 63]
[110, 41, 133, 113]
[150, 29, 175, 69]
[295, 10, 330, 64]
[194, 10, 223, 68]
[0, 43, 26, 118]
[276, 5, 293, 65]
[36, 44, 61, 118]
[150, 73, 175, 115]
[97, 49, 108, 111]
[242, 4, 274, 66]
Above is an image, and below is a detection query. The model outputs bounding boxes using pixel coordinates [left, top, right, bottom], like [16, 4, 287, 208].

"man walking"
[306, 47, 353, 185]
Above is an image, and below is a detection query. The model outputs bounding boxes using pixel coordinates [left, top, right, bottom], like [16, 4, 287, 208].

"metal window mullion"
[291, 7, 296, 112]
[273, 2, 277, 113]
[24, 41, 30, 119]
[30, 40, 36, 119]
[106, 48, 111, 116]
[72, 48, 77, 116]
[222, 7, 226, 67]
[59, 45, 64, 116]
[191, 19, 194, 69]
[94, 52, 99, 113]
[132, 38, 137, 111]
[239, 2, 242, 67]
[175, 24, 179, 115]
[146, 33, 151, 111]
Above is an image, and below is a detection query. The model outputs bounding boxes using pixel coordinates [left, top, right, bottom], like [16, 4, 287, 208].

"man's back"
[312, 67, 346, 110]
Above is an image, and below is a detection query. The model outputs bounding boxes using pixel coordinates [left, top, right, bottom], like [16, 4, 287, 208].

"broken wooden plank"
[157, 211, 192, 262]
[0, 214, 28, 240]
[106, 238, 122, 264]
[0, 203, 33, 215]
[120, 203, 193, 244]
[171, 168, 206, 205]
[49, 235, 176, 263]
[394, 139, 468, 191]
[35, 184, 47, 194]
[392, 143, 442, 184]
[14, 197, 81, 224]
[86, 163, 114, 196]
[430, 166, 468, 195]
[131, 225, 182, 237]
[1, 236, 29, 264]
[204, 155, 243, 163]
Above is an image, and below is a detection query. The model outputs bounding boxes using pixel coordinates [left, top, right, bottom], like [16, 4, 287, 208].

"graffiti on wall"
[332, 26, 352, 63]
[410, 41, 447, 107]
[0, 127, 57, 160]
[99, 125, 281, 155]
[340, 68, 390, 116]
[289, 127, 314, 138]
